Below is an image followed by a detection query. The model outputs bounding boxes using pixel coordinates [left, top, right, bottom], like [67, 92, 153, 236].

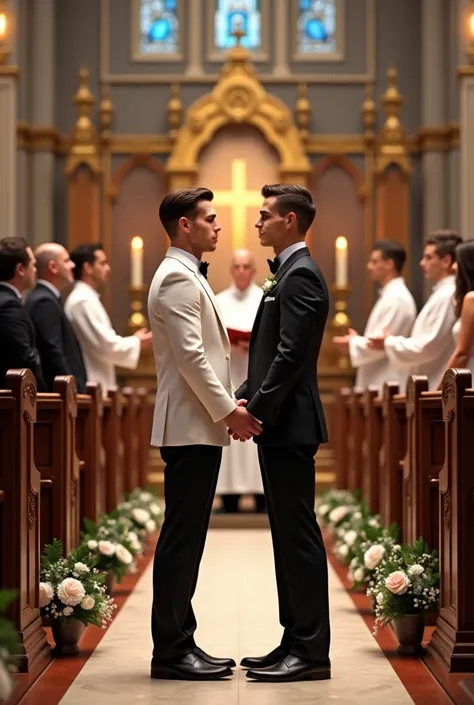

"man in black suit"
[26, 243, 87, 393]
[236, 184, 331, 683]
[0, 237, 46, 391]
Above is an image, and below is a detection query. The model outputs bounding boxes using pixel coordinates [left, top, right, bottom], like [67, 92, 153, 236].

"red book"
[227, 328, 252, 345]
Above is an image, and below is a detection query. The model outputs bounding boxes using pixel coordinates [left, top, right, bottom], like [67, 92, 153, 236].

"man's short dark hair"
[159, 187, 214, 238]
[425, 230, 463, 264]
[0, 237, 31, 281]
[371, 240, 407, 274]
[261, 184, 316, 235]
[70, 243, 104, 281]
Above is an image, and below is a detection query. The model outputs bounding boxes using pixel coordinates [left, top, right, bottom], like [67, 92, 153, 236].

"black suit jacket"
[236, 247, 329, 446]
[0, 284, 47, 391]
[25, 283, 87, 393]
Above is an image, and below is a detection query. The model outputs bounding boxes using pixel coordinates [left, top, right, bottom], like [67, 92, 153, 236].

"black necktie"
[267, 257, 280, 275]
[199, 261, 209, 279]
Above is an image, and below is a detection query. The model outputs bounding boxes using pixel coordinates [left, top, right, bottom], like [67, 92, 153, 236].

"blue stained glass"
[214, 0, 262, 52]
[297, 0, 338, 55]
[139, 0, 179, 56]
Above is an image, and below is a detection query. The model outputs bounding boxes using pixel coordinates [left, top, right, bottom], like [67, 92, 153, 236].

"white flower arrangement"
[0, 591, 19, 703]
[81, 514, 143, 583]
[117, 488, 163, 538]
[40, 540, 116, 628]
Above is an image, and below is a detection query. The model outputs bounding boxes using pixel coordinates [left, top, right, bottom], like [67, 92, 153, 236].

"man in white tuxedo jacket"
[147, 188, 262, 682]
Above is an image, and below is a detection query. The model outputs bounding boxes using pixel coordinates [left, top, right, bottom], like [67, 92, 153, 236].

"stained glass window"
[297, 0, 339, 57]
[138, 0, 180, 56]
[213, 0, 262, 52]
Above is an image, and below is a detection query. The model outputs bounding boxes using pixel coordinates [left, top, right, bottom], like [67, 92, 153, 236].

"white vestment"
[216, 283, 264, 494]
[349, 277, 417, 391]
[384, 275, 457, 390]
[65, 281, 141, 394]
[452, 319, 474, 373]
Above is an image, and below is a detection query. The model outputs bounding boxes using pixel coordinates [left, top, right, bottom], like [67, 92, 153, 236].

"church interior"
[1, 0, 474, 703]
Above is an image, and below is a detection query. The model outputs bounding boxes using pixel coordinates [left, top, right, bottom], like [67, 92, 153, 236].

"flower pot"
[392, 614, 425, 655]
[52, 619, 86, 656]
[105, 571, 115, 597]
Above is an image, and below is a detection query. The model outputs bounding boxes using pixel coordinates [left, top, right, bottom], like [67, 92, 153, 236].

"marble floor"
[58, 530, 415, 705]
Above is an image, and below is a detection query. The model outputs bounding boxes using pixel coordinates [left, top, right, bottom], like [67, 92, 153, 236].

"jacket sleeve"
[235, 380, 248, 400]
[0, 302, 47, 391]
[246, 268, 325, 424]
[29, 298, 71, 378]
[154, 270, 236, 423]
[67, 298, 141, 370]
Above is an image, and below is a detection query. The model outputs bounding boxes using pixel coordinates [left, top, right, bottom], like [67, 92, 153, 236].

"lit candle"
[130, 236, 143, 286]
[0, 12, 7, 39]
[335, 236, 348, 287]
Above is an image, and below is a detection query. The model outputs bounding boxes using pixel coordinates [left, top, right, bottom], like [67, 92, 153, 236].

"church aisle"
[56, 530, 419, 705]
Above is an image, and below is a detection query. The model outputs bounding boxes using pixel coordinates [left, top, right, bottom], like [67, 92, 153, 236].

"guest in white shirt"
[437, 238, 474, 387]
[333, 241, 416, 391]
[65, 243, 152, 394]
[369, 230, 462, 390]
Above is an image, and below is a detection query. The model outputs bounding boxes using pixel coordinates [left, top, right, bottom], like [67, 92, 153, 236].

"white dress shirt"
[36, 279, 60, 298]
[276, 241, 307, 269]
[349, 277, 417, 391]
[384, 275, 457, 390]
[0, 282, 21, 298]
[64, 281, 141, 394]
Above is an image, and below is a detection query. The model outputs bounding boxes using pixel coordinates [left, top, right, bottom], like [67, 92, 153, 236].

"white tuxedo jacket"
[148, 249, 237, 447]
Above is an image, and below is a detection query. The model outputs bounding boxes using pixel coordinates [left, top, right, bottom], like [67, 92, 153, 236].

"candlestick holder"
[128, 284, 149, 333]
[330, 284, 351, 369]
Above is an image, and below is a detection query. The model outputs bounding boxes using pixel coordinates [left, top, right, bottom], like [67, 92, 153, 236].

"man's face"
[87, 249, 111, 288]
[366, 249, 392, 284]
[230, 251, 255, 290]
[420, 244, 451, 282]
[52, 246, 75, 288]
[19, 247, 37, 291]
[186, 200, 221, 254]
[255, 196, 289, 250]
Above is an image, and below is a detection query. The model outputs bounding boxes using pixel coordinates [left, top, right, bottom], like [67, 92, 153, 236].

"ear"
[178, 216, 191, 234]
[286, 212, 297, 230]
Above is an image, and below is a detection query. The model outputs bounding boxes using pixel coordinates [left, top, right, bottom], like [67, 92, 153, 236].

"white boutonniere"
[261, 275, 277, 295]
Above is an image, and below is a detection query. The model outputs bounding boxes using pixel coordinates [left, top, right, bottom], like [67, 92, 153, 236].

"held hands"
[134, 328, 153, 349]
[224, 399, 262, 442]
[332, 328, 358, 353]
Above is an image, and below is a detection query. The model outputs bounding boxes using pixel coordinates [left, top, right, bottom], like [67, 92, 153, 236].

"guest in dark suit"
[26, 243, 87, 393]
[0, 237, 46, 391]
[236, 185, 331, 683]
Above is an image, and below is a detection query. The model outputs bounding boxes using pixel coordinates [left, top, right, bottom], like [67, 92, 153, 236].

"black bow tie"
[267, 257, 280, 275]
[199, 261, 209, 279]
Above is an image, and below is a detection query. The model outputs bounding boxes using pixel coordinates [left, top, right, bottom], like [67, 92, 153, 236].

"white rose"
[107, 519, 116, 526]
[74, 562, 90, 575]
[353, 511, 362, 520]
[115, 544, 133, 565]
[81, 596, 95, 610]
[139, 491, 153, 502]
[149, 502, 160, 517]
[344, 530, 358, 548]
[364, 544, 386, 570]
[328, 506, 348, 525]
[63, 606, 74, 617]
[0, 659, 13, 702]
[368, 517, 380, 528]
[353, 568, 365, 583]
[385, 570, 410, 596]
[408, 564, 424, 577]
[39, 582, 54, 608]
[98, 540, 116, 557]
[317, 503, 330, 516]
[338, 544, 349, 558]
[132, 508, 150, 525]
[127, 532, 142, 552]
[145, 519, 156, 533]
[57, 578, 86, 606]
[376, 592, 384, 605]
[87, 540, 98, 550]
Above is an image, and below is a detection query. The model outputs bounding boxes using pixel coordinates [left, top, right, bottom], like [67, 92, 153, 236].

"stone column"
[30, 0, 55, 246]
[273, 0, 290, 77]
[185, 0, 203, 76]
[421, 0, 447, 236]
[0, 0, 18, 240]
[459, 0, 474, 238]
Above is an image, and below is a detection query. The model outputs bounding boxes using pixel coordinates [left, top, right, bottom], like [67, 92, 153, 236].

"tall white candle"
[335, 236, 348, 287]
[131, 236, 143, 286]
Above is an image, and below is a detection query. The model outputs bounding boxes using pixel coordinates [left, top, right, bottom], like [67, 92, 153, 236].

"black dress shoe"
[240, 646, 286, 669]
[193, 646, 236, 668]
[151, 653, 233, 681]
[246, 655, 331, 682]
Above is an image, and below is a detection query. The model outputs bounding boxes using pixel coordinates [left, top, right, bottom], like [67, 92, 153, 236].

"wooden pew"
[427, 368, 474, 673]
[35, 376, 80, 554]
[333, 388, 351, 489]
[136, 388, 153, 490]
[348, 388, 364, 493]
[121, 387, 139, 494]
[103, 387, 124, 512]
[363, 388, 383, 514]
[380, 383, 407, 532]
[403, 376, 444, 552]
[76, 383, 105, 524]
[0, 370, 50, 673]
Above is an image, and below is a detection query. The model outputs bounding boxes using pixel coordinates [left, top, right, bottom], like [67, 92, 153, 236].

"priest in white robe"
[65, 243, 152, 395]
[215, 249, 264, 513]
[368, 231, 461, 390]
[333, 241, 416, 391]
